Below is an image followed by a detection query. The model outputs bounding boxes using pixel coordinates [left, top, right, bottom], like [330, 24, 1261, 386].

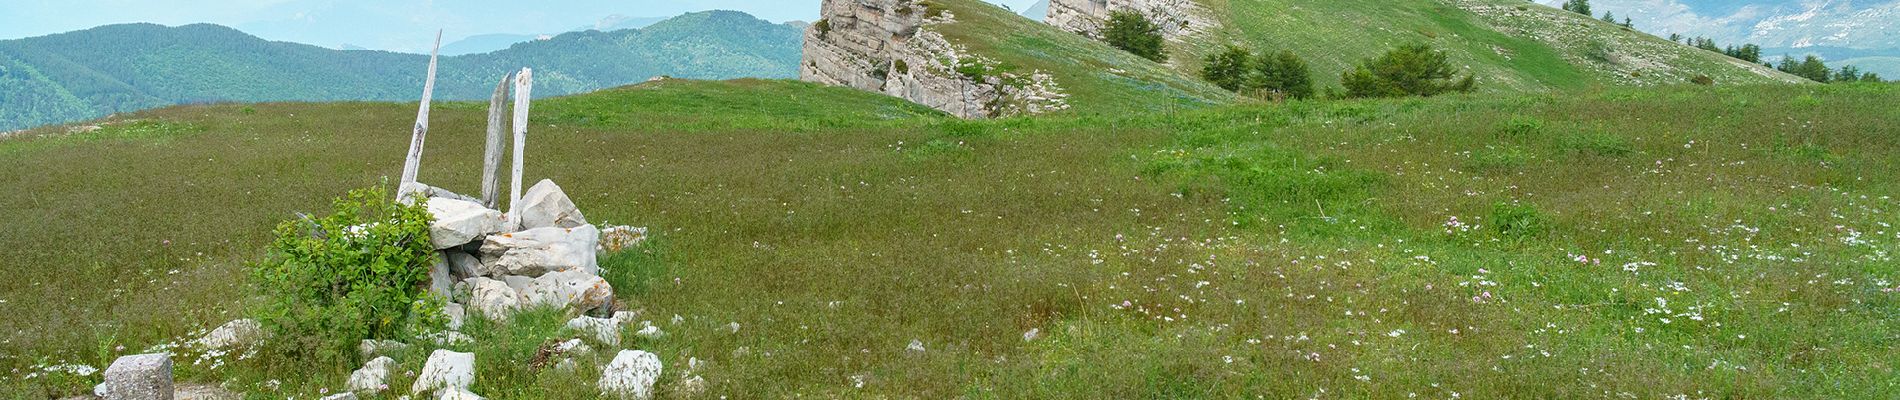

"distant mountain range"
[438, 15, 672, 56]
[0, 10, 803, 132]
[1559, 0, 1900, 77]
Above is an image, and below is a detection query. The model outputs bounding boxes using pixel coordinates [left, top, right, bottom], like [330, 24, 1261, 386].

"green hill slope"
[933, 0, 1237, 114]
[1166, 0, 1803, 91]
[0, 10, 803, 132]
[3, 79, 1898, 398]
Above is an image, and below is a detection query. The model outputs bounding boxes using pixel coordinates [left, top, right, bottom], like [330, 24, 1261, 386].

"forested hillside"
[0, 10, 803, 132]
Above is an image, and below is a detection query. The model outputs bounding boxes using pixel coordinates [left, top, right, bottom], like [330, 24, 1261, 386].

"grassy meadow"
[2, 79, 1897, 398]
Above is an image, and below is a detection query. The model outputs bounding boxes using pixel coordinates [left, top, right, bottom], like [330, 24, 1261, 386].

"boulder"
[565, 315, 623, 346]
[598, 225, 648, 253]
[190, 319, 262, 350]
[346, 356, 396, 393]
[511, 269, 614, 313]
[428, 255, 455, 298]
[103, 353, 171, 400]
[435, 387, 485, 400]
[411, 350, 475, 394]
[445, 252, 488, 280]
[599, 350, 662, 399]
[635, 323, 664, 340]
[465, 277, 520, 320]
[444, 302, 466, 330]
[480, 225, 600, 277]
[399, 182, 480, 205]
[427, 198, 507, 249]
[515, 179, 587, 229]
[319, 394, 358, 400]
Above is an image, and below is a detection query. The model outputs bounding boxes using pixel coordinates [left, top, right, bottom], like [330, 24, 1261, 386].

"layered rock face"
[800, 0, 1067, 119]
[1045, 0, 1215, 40]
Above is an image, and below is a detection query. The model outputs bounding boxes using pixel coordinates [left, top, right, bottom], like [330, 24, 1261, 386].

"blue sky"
[0, 0, 1042, 52]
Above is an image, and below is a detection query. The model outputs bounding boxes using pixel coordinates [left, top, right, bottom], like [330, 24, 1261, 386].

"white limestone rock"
[103, 353, 171, 400]
[597, 225, 648, 253]
[426, 197, 507, 249]
[565, 315, 624, 346]
[445, 251, 488, 280]
[346, 356, 397, 393]
[191, 319, 262, 350]
[599, 350, 662, 399]
[411, 350, 475, 394]
[465, 277, 520, 320]
[399, 182, 480, 205]
[320, 393, 359, 400]
[480, 225, 600, 277]
[428, 254, 455, 299]
[434, 387, 485, 400]
[444, 302, 466, 330]
[515, 179, 588, 229]
[516, 269, 614, 313]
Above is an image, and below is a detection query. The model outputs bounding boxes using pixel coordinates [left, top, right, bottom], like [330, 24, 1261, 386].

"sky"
[0, 0, 1042, 53]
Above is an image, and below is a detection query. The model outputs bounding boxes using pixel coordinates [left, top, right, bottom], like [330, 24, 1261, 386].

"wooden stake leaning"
[481, 72, 513, 209]
[508, 68, 534, 221]
[399, 30, 443, 193]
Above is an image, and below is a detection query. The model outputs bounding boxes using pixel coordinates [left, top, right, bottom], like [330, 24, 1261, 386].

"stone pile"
[415, 179, 622, 325]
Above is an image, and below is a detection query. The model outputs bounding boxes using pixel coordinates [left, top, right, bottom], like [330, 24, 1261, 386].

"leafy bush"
[1103, 10, 1167, 63]
[1491, 202, 1548, 240]
[1253, 50, 1315, 100]
[1690, 75, 1714, 86]
[250, 184, 444, 361]
[1200, 46, 1253, 91]
[1500, 115, 1545, 137]
[1341, 43, 1475, 98]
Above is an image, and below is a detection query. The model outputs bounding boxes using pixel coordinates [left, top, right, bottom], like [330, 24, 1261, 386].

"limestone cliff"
[1044, 0, 1216, 40]
[800, 0, 1068, 119]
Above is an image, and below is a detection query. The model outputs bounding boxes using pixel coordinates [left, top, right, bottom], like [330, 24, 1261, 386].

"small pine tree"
[1562, 0, 1592, 16]
[1601, 11, 1616, 23]
[1778, 55, 1833, 83]
[1667, 33, 1682, 43]
[1200, 45, 1253, 91]
[1103, 10, 1167, 63]
[1341, 43, 1475, 98]
[1253, 50, 1315, 100]
[1834, 65, 1863, 83]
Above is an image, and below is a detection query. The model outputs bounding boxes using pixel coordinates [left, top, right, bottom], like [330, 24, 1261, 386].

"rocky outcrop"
[1045, 0, 1216, 41]
[800, 0, 1068, 119]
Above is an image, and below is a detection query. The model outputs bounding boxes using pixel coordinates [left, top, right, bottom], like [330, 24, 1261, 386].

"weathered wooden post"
[508, 68, 534, 220]
[480, 72, 513, 209]
[399, 30, 444, 193]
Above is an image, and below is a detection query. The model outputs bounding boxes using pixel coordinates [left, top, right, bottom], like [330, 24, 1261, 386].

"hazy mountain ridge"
[0, 10, 803, 132]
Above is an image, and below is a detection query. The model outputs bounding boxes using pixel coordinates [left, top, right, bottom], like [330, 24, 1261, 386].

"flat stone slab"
[103, 353, 172, 400]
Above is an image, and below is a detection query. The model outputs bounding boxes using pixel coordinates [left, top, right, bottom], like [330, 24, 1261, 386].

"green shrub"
[1341, 43, 1475, 98]
[1690, 75, 1714, 86]
[1103, 10, 1166, 63]
[1491, 201, 1548, 240]
[1200, 45, 1252, 91]
[1500, 115, 1545, 136]
[1253, 50, 1315, 100]
[250, 184, 444, 361]
[814, 19, 832, 39]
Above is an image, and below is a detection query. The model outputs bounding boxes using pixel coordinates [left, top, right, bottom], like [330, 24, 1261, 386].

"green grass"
[1190, 0, 1799, 92]
[3, 79, 1898, 398]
